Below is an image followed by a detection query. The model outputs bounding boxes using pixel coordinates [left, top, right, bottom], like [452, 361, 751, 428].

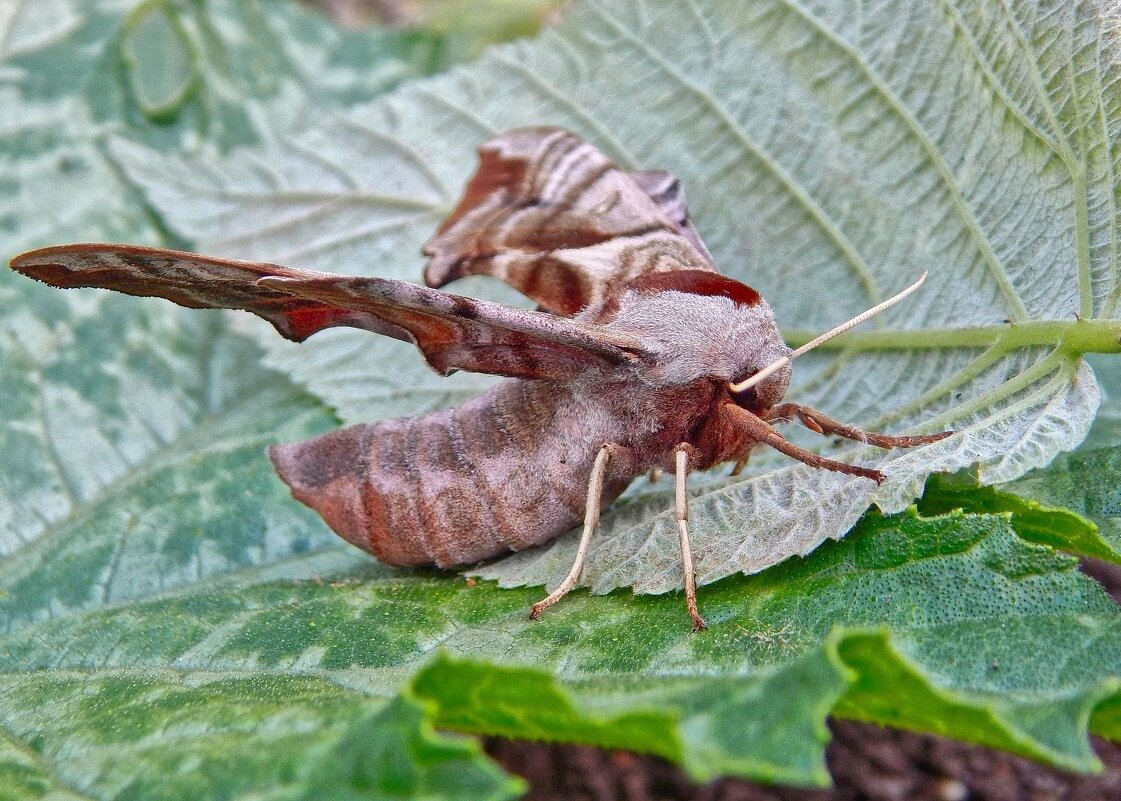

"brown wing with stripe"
[255, 273, 645, 379]
[10, 243, 645, 381]
[423, 127, 716, 319]
[11, 243, 407, 343]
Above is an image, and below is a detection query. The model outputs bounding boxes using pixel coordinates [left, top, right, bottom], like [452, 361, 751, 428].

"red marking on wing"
[9, 242, 644, 382]
[280, 304, 365, 341]
[255, 274, 645, 380]
[628, 270, 761, 306]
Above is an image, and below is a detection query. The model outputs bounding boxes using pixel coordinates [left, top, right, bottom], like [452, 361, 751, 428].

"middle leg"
[674, 445, 707, 631]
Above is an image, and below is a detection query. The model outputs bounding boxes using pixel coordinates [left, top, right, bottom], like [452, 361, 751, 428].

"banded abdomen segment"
[268, 380, 632, 568]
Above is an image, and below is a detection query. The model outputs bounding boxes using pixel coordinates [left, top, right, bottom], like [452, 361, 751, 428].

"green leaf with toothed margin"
[6, 507, 1121, 791]
[8, 0, 1121, 795]
[106, 0, 1121, 598]
[996, 444, 1121, 563]
[917, 473, 1119, 562]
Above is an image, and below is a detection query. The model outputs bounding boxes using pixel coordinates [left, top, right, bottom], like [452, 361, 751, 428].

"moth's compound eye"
[730, 377, 759, 410]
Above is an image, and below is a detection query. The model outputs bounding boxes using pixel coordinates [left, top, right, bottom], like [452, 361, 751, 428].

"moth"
[10, 127, 949, 629]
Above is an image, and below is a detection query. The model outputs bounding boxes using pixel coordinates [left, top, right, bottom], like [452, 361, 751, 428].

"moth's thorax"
[604, 289, 792, 401]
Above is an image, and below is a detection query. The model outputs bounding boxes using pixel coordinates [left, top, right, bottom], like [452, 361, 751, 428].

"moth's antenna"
[729, 272, 928, 394]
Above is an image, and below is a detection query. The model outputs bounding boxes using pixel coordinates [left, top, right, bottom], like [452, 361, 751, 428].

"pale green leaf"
[112, 0, 1121, 595]
[7, 0, 1121, 794]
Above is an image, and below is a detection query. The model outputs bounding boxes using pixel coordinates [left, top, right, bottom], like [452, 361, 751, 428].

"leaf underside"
[4, 0, 1121, 796]
[107, 0, 1121, 594]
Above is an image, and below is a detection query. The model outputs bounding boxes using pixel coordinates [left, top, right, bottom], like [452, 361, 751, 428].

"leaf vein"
[0, 719, 99, 801]
[780, 0, 1029, 320]
[585, 0, 883, 307]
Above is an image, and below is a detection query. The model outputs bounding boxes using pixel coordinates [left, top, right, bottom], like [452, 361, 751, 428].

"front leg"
[723, 404, 886, 483]
[761, 403, 951, 449]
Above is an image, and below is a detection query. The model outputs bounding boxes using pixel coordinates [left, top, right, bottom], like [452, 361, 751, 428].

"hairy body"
[271, 288, 792, 567]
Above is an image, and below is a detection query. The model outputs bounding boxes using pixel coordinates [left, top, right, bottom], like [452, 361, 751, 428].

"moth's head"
[607, 271, 792, 410]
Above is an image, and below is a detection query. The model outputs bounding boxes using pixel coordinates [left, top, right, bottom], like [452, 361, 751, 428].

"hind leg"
[674, 445, 706, 631]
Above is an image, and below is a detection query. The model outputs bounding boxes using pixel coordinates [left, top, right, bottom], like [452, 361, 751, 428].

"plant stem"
[782, 319, 1121, 355]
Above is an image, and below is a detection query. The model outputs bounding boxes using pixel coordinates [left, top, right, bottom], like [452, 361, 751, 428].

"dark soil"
[483, 559, 1121, 801]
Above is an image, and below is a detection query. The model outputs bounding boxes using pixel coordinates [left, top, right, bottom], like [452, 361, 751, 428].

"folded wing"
[423, 127, 715, 319]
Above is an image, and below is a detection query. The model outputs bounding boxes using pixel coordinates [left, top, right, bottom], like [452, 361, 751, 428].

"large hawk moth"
[10, 127, 948, 629]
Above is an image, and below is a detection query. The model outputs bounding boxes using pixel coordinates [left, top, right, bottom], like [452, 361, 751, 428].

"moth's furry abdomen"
[268, 426, 428, 567]
[269, 381, 629, 569]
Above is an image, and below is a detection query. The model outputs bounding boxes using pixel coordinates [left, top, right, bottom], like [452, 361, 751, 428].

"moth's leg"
[647, 468, 663, 483]
[725, 404, 886, 483]
[675, 445, 707, 631]
[762, 403, 951, 449]
[729, 454, 749, 477]
[530, 443, 617, 621]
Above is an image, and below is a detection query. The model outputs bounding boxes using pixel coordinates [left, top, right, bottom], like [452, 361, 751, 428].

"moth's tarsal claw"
[846, 464, 887, 484]
[801, 415, 825, 435]
[529, 587, 571, 621]
[528, 591, 568, 620]
[690, 612, 708, 632]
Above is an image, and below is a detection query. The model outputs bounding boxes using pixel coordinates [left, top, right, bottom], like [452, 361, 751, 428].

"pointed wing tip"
[9, 245, 78, 285]
[10, 243, 151, 283]
[10, 244, 63, 270]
